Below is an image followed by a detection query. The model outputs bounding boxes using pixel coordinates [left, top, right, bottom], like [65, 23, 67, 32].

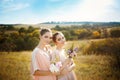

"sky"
[0, 0, 120, 24]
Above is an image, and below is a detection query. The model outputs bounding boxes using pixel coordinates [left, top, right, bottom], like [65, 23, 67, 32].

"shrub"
[83, 38, 120, 55]
[110, 28, 120, 38]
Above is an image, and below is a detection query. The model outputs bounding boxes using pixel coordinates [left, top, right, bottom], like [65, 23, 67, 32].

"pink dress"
[31, 47, 56, 80]
[52, 49, 77, 80]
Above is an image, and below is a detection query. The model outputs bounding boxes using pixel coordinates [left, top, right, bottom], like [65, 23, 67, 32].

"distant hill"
[41, 21, 120, 25]
[0, 22, 120, 28]
[40, 21, 120, 27]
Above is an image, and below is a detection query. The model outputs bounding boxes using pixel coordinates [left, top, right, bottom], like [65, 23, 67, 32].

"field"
[0, 40, 120, 80]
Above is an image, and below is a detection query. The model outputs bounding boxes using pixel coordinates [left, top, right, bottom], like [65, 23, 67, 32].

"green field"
[0, 40, 120, 80]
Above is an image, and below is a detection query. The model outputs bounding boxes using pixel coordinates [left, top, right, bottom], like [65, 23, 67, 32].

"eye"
[57, 38, 61, 41]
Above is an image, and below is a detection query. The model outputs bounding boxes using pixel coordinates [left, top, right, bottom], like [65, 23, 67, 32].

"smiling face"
[53, 32, 66, 47]
[40, 32, 52, 45]
[40, 29, 52, 45]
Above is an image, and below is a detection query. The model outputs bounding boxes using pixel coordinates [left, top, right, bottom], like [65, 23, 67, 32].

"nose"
[62, 39, 66, 43]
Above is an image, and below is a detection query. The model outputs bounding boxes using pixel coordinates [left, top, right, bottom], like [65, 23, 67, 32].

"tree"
[27, 26, 34, 33]
[78, 29, 92, 39]
[54, 25, 61, 30]
[14, 37, 25, 51]
[26, 37, 39, 50]
[18, 27, 26, 34]
[92, 31, 101, 39]
[110, 28, 120, 38]
[62, 31, 71, 40]
[0, 37, 16, 53]
[32, 30, 39, 38]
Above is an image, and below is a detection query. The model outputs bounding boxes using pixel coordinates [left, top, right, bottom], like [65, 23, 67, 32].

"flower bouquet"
[67, 44, 78, 58]
[49, 54, 62, 73]
[60, 44, 79, 71]
[49, 61, 62, 73]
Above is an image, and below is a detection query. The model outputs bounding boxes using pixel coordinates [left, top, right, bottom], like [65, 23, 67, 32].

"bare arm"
[33, 70, 60, 76]
[33, 70, 53, 76]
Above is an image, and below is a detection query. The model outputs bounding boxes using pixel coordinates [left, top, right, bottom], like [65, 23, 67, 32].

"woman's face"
[55, 33, 66, 46]
[40, 32, 52, 45]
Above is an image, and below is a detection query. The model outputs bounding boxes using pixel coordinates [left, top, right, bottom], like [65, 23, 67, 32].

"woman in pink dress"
[31, 28, 58, 80]
[52, 32, 77, 80]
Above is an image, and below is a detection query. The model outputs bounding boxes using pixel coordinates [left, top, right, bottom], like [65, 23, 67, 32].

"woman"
[31, 28, 58, 80]
[52, 32, 77, 80]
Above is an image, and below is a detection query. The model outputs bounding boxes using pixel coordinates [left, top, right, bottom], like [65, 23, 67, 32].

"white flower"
[49, 63, 59, 73]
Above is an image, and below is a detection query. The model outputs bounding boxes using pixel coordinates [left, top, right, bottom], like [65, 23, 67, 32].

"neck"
[56, 45, 63, 50]
[37, 42, 45, 50]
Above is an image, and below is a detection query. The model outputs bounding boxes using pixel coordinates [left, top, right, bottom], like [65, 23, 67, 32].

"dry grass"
[0, 51, 31, 80]
[74, 55, 120, 80]
[0, 40, 120, 80]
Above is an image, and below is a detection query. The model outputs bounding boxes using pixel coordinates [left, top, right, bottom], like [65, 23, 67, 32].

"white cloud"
[1, 0, 30, 13]
[3, 3, 29, 12]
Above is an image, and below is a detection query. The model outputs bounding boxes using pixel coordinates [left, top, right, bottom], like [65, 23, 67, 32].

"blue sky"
[0, 0, 120, 24]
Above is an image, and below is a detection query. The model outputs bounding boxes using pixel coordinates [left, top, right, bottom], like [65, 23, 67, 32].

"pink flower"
[55, 61, 62, 69]
[49, 61, 62, 73]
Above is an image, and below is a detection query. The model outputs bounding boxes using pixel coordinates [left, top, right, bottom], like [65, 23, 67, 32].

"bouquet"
[49, 54, 62, 73]
[60, 45, 79, 71]
[67, 44, 78, 58]
[49, 61, 62, 73]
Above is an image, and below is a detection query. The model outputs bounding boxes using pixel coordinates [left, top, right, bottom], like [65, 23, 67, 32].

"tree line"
[0, 24, 120, 52]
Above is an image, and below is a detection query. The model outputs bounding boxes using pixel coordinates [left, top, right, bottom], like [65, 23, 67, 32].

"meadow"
[0, 40, 119, 80]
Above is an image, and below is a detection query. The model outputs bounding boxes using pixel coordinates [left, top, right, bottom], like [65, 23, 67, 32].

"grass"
[0, 40, 120, 80]
[74, 55, 120, 80]
[0, 51, 31, 80]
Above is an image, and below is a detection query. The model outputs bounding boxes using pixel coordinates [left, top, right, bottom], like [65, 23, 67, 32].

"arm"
[34, 70, 60, 76]
[60, 58, 75, 75]
[68, 62, 75, 72]
[32, 50, 58, 76]
[33, 70, 53, 76]
[61, 58, 72, 70]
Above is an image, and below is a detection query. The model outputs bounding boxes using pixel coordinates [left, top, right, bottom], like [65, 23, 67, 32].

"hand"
[61, 58, 71, 70]
[68, 63, 75, 72]
[60, 67, 69, 75]
[69, 51, 77, 58]
[53, 71, 61, 76]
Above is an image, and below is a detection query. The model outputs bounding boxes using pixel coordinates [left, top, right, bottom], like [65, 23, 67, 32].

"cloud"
[3, 3, 29, 12]
[0, 0, 30, 13]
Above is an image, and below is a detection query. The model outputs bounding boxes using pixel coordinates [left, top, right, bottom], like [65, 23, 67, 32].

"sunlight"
[72, 0, 114, 21]
[45, 0, 115, 22]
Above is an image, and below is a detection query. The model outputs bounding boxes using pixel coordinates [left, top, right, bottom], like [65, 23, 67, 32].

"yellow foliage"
[74, 29, 87, 35]
[92, 31, 100, 38]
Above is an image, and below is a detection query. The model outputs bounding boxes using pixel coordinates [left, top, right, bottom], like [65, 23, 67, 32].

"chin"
[61, 43, 64, 46]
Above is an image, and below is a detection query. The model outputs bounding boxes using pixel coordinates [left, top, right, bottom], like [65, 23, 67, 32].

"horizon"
[0, 0, 120, 24]
[1, 21, 120, 25]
